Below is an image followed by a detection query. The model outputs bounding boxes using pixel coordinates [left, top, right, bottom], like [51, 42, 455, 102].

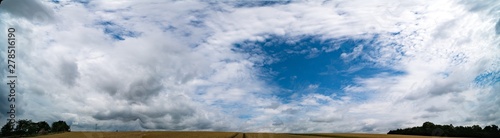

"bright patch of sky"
[234, 35, 405, 102]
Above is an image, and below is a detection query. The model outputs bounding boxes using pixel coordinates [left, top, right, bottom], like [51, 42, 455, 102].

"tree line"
[1, 119, 70, 137]
[388, 122, 500, 137]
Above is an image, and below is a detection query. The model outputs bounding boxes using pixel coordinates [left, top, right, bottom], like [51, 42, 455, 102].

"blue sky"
[234, 35, 405, 102]
[0, 0, 499, 133]
[99, 21, 140, 41]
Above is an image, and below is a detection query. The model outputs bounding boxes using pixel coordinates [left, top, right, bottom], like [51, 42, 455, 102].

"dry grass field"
[35, 131, 238, 138]
[34, 132, 451, 138]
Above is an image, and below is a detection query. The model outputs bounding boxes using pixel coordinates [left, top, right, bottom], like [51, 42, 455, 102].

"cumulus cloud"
[0, 0, 498, 133]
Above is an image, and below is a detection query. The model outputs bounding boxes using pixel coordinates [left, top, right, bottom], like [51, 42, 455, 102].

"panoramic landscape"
[1, 0, 499, 137]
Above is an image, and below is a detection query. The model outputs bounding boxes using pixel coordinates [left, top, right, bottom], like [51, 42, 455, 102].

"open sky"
[0, 0, 499, 133]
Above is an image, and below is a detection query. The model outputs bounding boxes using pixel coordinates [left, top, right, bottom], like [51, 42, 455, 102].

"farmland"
[35, 131, 448, 138]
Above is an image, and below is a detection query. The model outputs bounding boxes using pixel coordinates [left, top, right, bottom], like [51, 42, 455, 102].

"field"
[35, 132, 448, 138]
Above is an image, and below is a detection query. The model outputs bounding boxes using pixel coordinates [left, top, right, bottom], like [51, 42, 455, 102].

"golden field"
[34, 131, 450, 138]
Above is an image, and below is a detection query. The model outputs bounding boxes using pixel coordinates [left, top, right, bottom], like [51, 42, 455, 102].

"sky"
[0, 0, 499, 133]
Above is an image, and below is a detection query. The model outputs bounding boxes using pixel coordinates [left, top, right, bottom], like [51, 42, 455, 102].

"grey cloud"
[432, 19, 457, 39]
[94, 110, 143, 122]
[495, 19, 500, 35]
[272, 118, 284, 126]
[425, 106, 447, 113]
[166, 107, 196, 124]
[190, 118, 213, 130]
[474, 84, 500, 124]
[91, 93, 211, 130]
[425, 61, 488, 97]
[121, 76, 164, 103]
[0, 0, 54, 24]
[284, 124, 310, 133]
[361, 125, 375, 132]
[459, 0, 500, 34]
[93, 105, 198, 130]
[283, 108, 300, 114]
[58, 59, 80, 86]
[99, 80, 119, 96]
[93, 70, 125, 96]
[0, 24, 7, 118]
[419, 114, 439, 119]
[427, 81, 465, 96]
[229, 1, 292, 8]
[449, 95, 466, 103]
[0, 86, 9, 119]
[428, 87, 457, 96]
[309, 115, 341, 123]
[265, 101, 281, 109]
[460, 0, 500, 15]
[71, 122, 140, 132]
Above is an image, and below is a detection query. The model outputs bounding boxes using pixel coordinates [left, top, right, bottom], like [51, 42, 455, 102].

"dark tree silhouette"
[422, 122, 435, 128]
[51, 120, 70, 132]
[14, 119, 32, 135]
[1, 119, 69, 137]
[26, 121, 40, 135]
[388, 122, 500, 137]
[1, 121, 14, 136]
[37, 121, 51, 133]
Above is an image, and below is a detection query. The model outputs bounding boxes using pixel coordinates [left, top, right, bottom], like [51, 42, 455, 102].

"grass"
[35, 131, 452, 138]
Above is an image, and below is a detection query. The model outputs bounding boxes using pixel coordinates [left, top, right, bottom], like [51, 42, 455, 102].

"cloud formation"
[0, 0, 498, 133]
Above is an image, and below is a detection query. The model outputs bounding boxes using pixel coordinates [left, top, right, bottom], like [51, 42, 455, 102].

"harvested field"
[35, 131, 238, 138]
[35, 132, 452, 138]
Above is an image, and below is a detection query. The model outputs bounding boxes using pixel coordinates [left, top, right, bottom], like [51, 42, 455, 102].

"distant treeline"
[1, 119, 70, 137]
[388, 122, 500, 137]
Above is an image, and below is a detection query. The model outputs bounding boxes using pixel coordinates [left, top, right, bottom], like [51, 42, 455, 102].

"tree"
[472, 125, 482, 131]
[14, 119, 33, 135]
[388, 122, 500, 137]
[1, 121, 14, 136]
[493, 125, 499, 132]
[37, 121, 51, 133]
[422, 122, 435, 129]
[51, 121, 70, 132]
[485, 125, 494, 131]
[1, 119, 70, 137]
[26, 122, 39, 135]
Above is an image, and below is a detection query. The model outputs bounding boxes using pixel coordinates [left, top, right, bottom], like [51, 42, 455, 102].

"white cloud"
[340, 44, 363, 62]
